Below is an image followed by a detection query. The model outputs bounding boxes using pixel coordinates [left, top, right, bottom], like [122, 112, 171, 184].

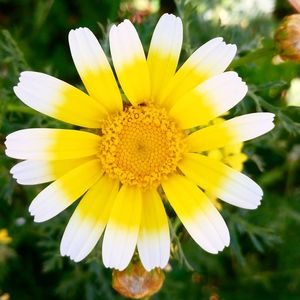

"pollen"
[98, 105, 186, 189]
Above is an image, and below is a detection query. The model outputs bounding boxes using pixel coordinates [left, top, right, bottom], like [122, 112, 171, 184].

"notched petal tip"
[268, 112, 276, 122]
[28, 207, 44, 223]
[229, 43, 237, 51]
[69, 27, 92, 37]
[203, 240, 228, 254]
[13, 85, 19, 96]
[111, 19, 133, 33]
[29, 207, 53, 223]
[210, 37, 224, 43]
[109, 23, 117, 32]
[119, 19, 133, 27]
[239, 196, 262, 210]
[226, 43, 237, 59]
[33, 216, 44, 223]
[160, 12, 182, 22]
[9, 164, 18, 175]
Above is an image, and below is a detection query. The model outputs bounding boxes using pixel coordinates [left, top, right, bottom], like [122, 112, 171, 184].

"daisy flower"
[5, 14, 275, 271]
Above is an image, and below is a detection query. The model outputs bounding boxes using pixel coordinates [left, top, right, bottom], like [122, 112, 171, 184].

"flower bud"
[112, 261, 165, 299]
[274, 14, 300, 62]
[289, 0, 300, 13]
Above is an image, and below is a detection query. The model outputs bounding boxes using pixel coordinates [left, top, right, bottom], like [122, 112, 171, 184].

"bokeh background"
[1, 0, 300, 299]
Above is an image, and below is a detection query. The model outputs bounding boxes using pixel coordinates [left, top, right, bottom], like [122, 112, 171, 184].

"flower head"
[6, 14, 275, 271]
[286, 78, 300, 106]
[274, 14, 300, 62]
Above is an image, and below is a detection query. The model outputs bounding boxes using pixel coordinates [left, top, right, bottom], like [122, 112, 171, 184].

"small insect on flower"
[6, 13, 275, 271]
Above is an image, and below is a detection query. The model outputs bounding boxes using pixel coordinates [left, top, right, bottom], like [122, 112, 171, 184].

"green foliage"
[1, 0, 300, 299]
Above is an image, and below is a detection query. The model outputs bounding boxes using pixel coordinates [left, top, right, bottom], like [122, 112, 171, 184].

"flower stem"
[169, 218, 194, 271]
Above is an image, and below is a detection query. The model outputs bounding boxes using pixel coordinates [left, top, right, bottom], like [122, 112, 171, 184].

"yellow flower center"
[99, 105, 186, 189]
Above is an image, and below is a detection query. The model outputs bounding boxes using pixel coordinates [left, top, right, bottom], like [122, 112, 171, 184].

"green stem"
[175, 0, 193, 56]
[169, 219, 194, 271]
[1, 29, 30, 69]
[247, 90, 278, 113]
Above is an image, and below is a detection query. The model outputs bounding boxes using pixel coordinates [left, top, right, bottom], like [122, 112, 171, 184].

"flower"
[274, 14, 300, 62]
[0, 229, 12, 245]
[5, 14, 275, 271]
[286, 78, 300, 106]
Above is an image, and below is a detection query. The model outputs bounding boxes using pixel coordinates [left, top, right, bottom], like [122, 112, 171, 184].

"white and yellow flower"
[5, 14, 275, 271]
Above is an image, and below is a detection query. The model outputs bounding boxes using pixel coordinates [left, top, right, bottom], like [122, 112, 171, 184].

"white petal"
[109, 19, 150, 105]
[60, 175, 119, 262]
[10, 160, 55, 185]
[227, 113, 276, 142]
[10, 157, 92, 185]
[169, 72, 248, 128]
[147, 13, 182, 104]
[14, 71, 107, 127]
[137, 189, 170, 271]
[161, 38, 237, 108]
[68, 28, 122, 112]
[5, 129, 100, 160]
[102, 185, 142, 270]
[162, 174, 229, 253]
[29, 159, 102, 222]
[179, 153, 263, 209]
[186, 113, 275, 152]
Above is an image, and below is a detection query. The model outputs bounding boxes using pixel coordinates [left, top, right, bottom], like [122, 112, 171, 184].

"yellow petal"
[5, 129, 100, 160]
[186, 113, 275, 152]
[10, 157, 93, 185]
[160, 38, 237, 108]
[29, 159, 103, 222]
[14, 72, 107, 128]
[109, 20, 150, 106]
[147, 13, 182, 104]
[162, 174, 229, 253]
[68, 28, 122, 112]
[224, 153, 247, 171]
[102, 185, 142, 270]
[169, 72, 247, 128]
[60, 175, 119, 262]
[178, 153, 262, 209]
[137, 189, 170, 271]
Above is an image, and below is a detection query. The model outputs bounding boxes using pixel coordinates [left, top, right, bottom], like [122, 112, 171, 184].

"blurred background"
[1, 0, 300, 299]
